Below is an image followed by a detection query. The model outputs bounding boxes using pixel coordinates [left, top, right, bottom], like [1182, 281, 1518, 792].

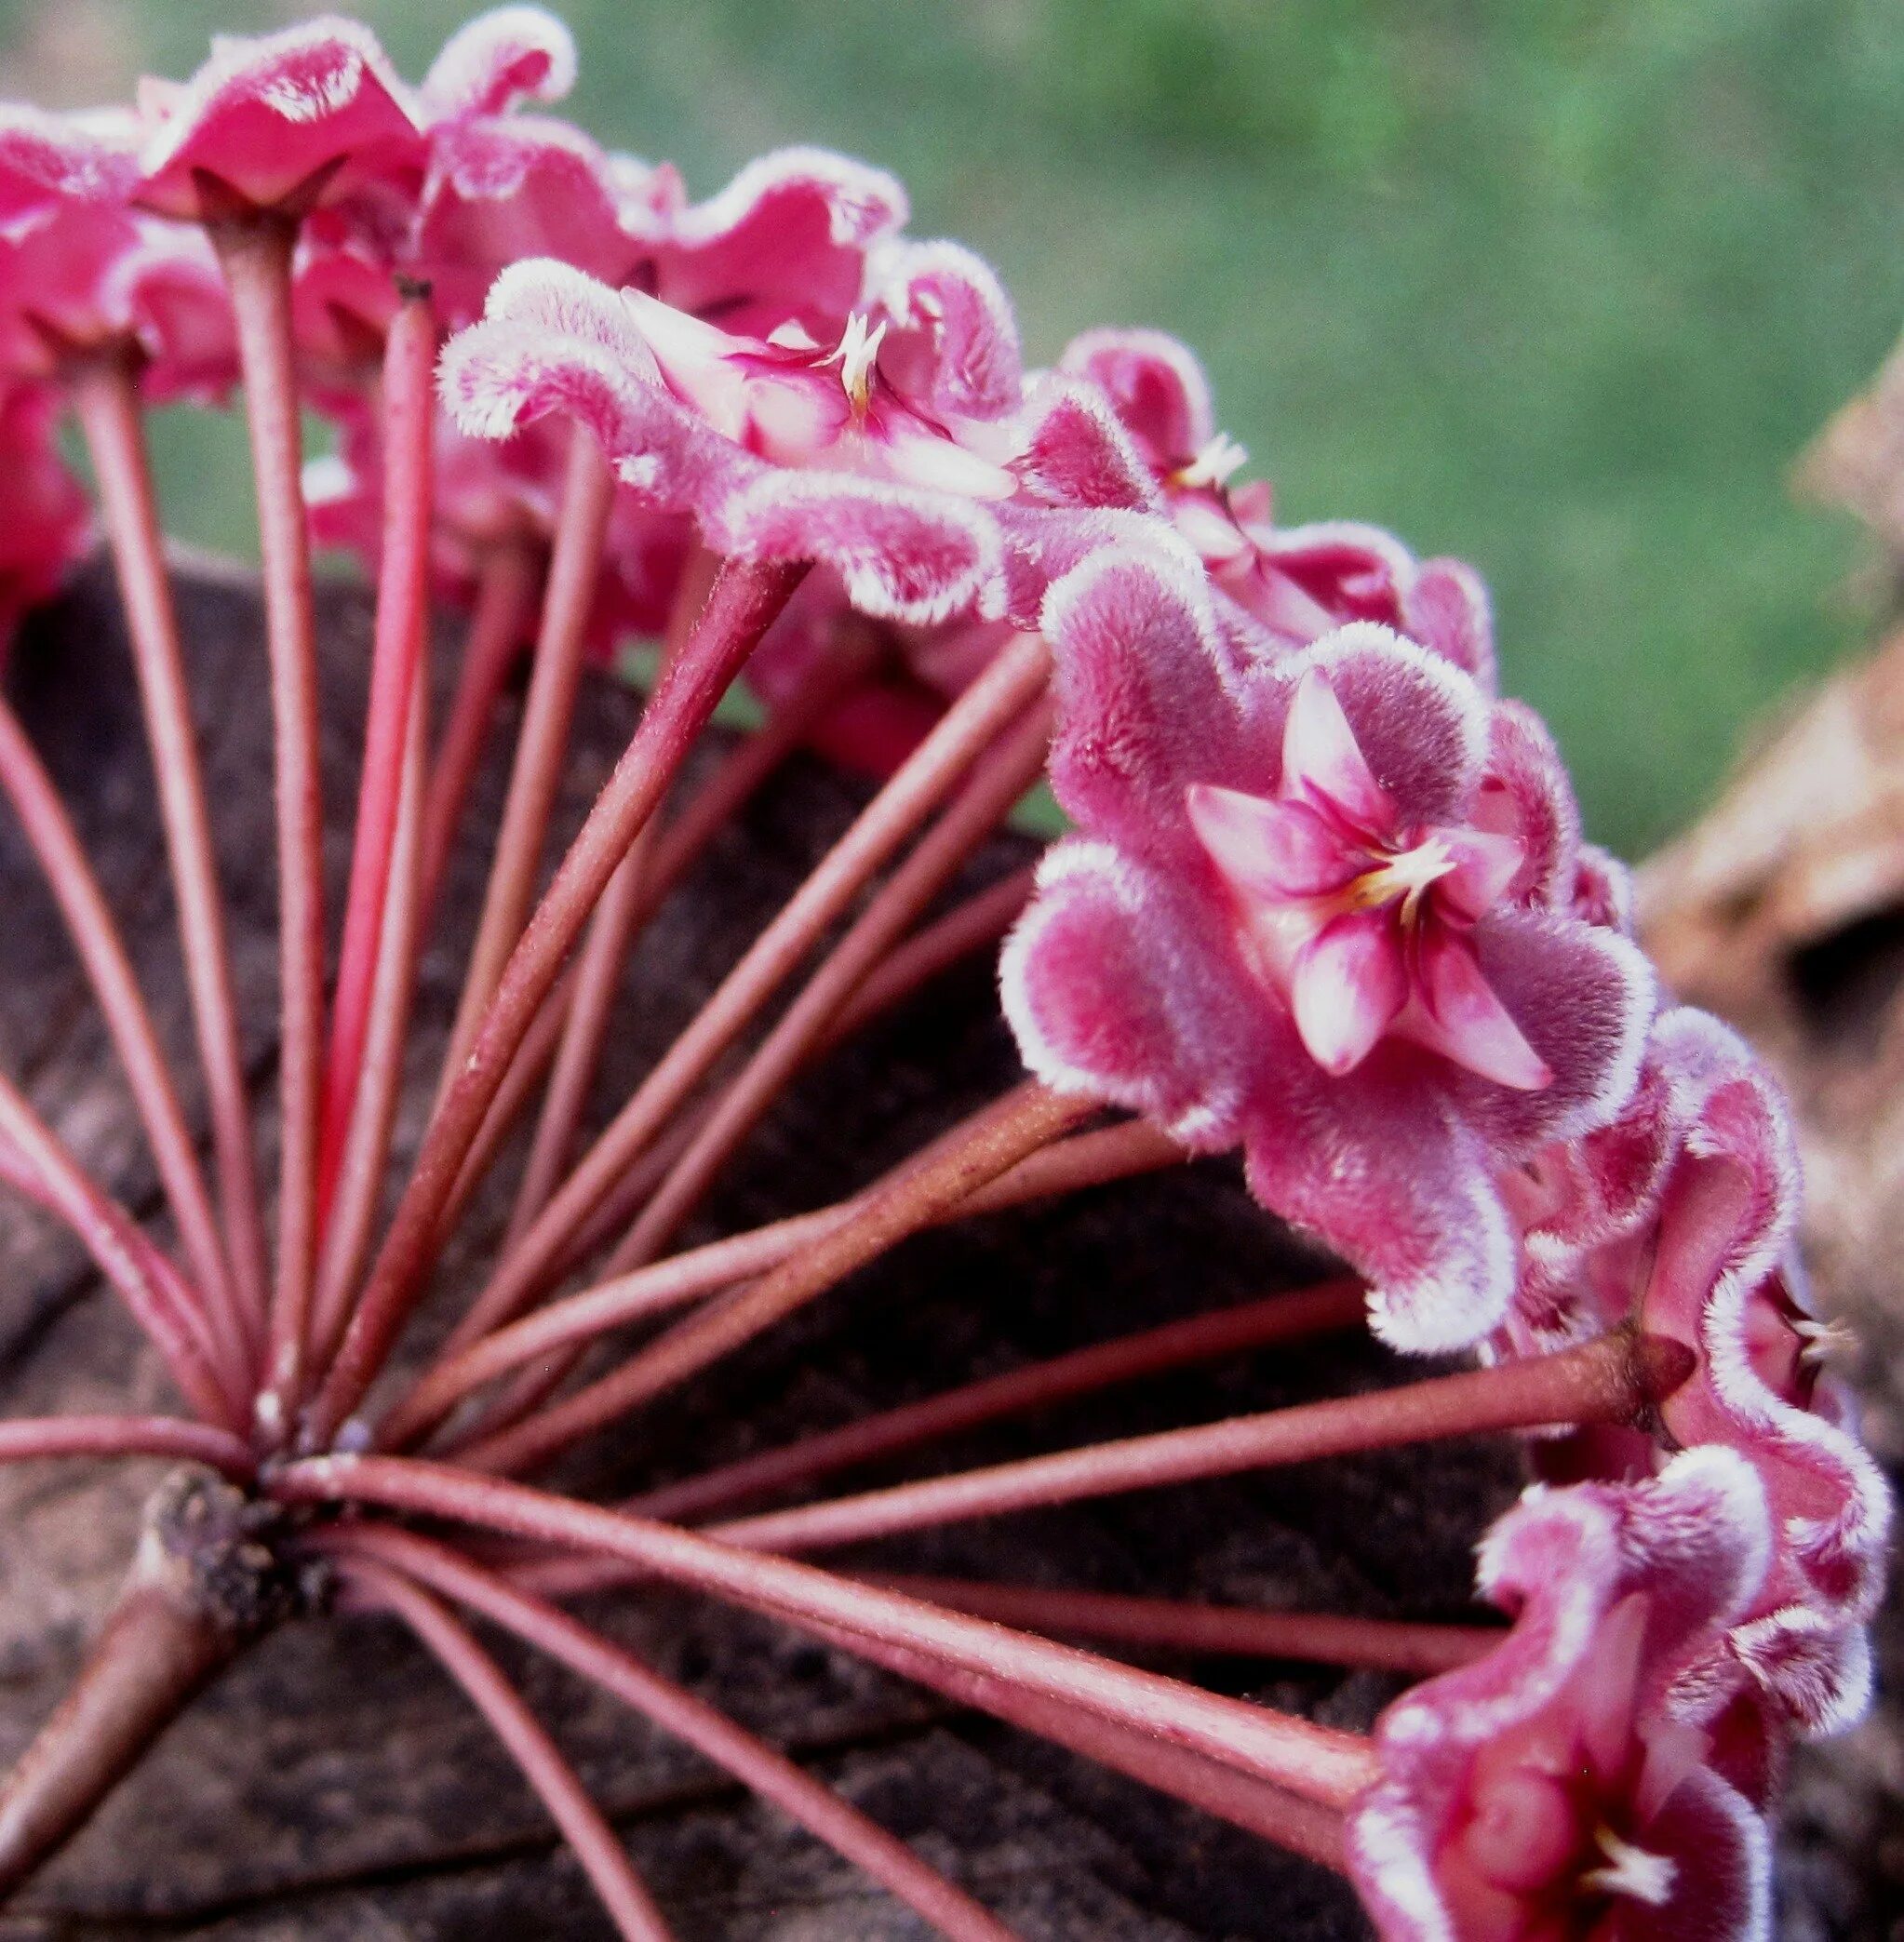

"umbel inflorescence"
[0, 10, 1886, 1936]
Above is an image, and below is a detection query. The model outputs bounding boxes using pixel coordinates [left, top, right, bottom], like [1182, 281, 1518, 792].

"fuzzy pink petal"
[1728, 1606, 1874, 1740]
[712, 465, 1000, 626]
[1300, 623, 1491, 827]
[1258, 520, 1415, 627]
[1401, 555, 1496, 689]
[1572, 841, 1638, 931]
[421, 6, 577, 118]
[1407, 923, 1552, 1092]
[1290, 910, 1408, 1076]
[1040, 539, 1254, 866]
[1009, 376, 1161, 514]
[1469, 699, 1581, 909]
[135, 18, 425, 221]
[1056, 325, 1215, 472]
[1454, 910, 1656, 1156]
[872, 237, 1022, 422]
[649, 145, 907, 337]
[439, 257, 664, 438]
[1000, 840, 1256, 1149]
[1617, 1765, 1772, 1942]
[1240, 1067, 1516, 1352]
[0, 104, 139, 236]
[416, 114, 631, 325]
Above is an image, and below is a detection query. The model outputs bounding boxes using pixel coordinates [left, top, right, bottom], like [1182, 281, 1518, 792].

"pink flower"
[606, 244, 1021, 501]
[286, 8, 624, 380]
[639, 146, 908, 342]
[439, 252, 1023, 624]
[1059, 327, 1494, 679]
[1350, 1448, 1775, 1942]
[0, 384, 88, 645]
[405, 7, 633, 329]
[1184, 672, 1545, 1089]
[134, 17, 425, 224]
[999, 542, 1652, 1349]
[0, 107, 235, 402]
[1508, 1009, 1893, 1735]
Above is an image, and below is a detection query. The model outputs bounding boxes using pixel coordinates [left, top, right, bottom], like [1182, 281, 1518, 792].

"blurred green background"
[5, 0, 1903, 855]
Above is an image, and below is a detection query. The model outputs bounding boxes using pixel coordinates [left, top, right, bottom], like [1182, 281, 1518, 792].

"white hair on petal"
[668, 145, 907, 251]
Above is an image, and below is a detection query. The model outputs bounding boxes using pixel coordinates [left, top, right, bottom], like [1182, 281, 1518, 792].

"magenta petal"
[1000, 840, 1255, 1147]
[1471, 699, 1582, 909]
[874, 237, 1022, 422]
[417, 116, 631, 327]
[650, 145, 908, 339]
[1185, 783, 1359, 901]
[1412, 924, 1552, 1091]
[1040, 540, 1254, 865]
[0, 386, 88, 642]
[1011, 378, 1160, 515]
[1056, 325, 1215, 475]
[1242, 1074, 1515, 1351]
[716, 468, 1000, 626]
[1290, 911, 1407, 1076]
[1457, 911, 1655, 1154]
[1303, 623, 1491, 826]
[1401, 555, 1495, 689]
[1280, 665, 1392, 830]
[1434, 824, 1526, 920]
[0, 105, 139, 234]
[136, 19, 424, 221]
[421, 6, 578, 118]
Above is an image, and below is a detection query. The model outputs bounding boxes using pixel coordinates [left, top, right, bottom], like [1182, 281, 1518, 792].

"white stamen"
[1797, 1316, 1857, 1369]
[831, 312, 887, 412]
[1174, 431, 1249, 490]
[1353, 836, 1455, 917]
[1580, 1826, 1677, 1908]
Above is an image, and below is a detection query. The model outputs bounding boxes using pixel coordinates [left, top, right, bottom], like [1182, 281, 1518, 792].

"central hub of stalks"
[0, 1468, 320, 1899]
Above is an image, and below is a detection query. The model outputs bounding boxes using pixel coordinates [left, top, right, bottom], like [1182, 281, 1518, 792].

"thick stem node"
[0, 1471, 308, 1901]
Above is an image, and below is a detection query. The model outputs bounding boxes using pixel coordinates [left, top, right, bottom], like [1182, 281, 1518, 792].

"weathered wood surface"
[0, 559, 1885, 1937]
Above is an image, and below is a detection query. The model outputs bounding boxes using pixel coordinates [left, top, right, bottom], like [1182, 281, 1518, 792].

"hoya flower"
[1000, 542, 1652, 1349]
[1059, 327, 1494, 680]
[439, 248, 1024, 624]
[284, 7, 623, 387]
[0, 384, 88, 644]
[1350, 1447, 1775, 1942]
[404, 7, 633, 329]
[638, 145, 910, 342]
[0, 107, 235, 402]
[133, 16, 426, 224]
[609, 239, 1021, 500]
[1510, 1008, 1892, 1734]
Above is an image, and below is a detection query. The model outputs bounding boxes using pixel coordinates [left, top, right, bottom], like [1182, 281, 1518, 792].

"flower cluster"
[0, 10, 1885, 1940]
[996, 330, 1892, 1935]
